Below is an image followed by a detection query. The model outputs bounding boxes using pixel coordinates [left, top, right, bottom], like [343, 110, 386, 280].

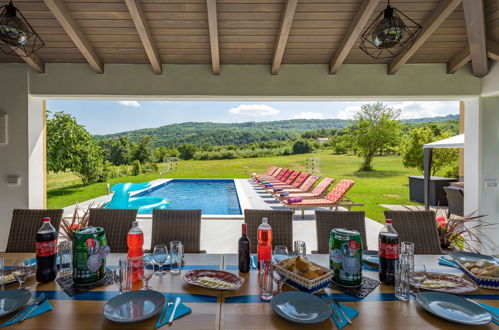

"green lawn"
[47, 153, 423, 222]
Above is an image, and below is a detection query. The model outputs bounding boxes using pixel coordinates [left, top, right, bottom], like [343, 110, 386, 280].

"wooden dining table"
[0, 253, 498, 329]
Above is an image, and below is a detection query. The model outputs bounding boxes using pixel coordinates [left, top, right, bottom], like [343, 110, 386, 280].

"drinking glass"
[116, 257, 131, 293]
[274, 245, 288, 262]
[140, 259, 154, 290]
[294, 241, 306, 257]
[153, 245, 169, 276]
[13, 259, 32, 290]
[170, 241, 183, 275]
[0, 258, 4, 291]
[410, 264, 427, 296]
[58, 240, 73, 275]
[259, 260, 274, 301]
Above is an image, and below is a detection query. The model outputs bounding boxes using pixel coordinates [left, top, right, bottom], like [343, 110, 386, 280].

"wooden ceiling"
[0, 0, 498, 76]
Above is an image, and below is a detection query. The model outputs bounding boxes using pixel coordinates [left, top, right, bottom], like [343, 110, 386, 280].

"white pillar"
[28, 97, 45, 209]
[463, 98, 481, 216]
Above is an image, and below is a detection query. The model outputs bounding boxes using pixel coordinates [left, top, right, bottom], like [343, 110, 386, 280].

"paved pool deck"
[62, 178, 383, 253]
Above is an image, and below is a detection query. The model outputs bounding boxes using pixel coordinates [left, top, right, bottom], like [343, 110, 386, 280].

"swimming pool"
[134, 179, 242, 215]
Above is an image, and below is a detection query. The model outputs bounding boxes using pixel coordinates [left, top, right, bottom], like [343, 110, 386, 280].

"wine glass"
[273, 245, 288, 262]
[153, 245, 168, 276]
[410, 264, 427, 296]
[13, 258, 32, 290]
[139, 259, 154, 290]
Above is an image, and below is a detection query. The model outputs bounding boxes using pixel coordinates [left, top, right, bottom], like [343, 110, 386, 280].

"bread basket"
[454, 260, 499, 290]
[274, 259, 333, 293]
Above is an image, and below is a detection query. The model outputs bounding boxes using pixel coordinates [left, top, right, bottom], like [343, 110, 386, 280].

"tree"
[47, 111, 108, 185]
[352, 102, 400, 171]
[99, 137, 132, 165]
[292, 140, 315, 154]
[132, 135, 154, 163]
[401, 126, 459, 175]
[178, 143, 198, 160]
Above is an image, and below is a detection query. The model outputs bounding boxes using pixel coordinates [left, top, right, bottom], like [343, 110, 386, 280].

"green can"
[329, 228, 363, 287]
[73, 227, 108, 284]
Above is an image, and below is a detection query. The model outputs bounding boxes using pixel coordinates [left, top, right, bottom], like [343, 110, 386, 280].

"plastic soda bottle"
[36, 217, 58, 283]
[127, 221, 144, 282]
[257, 217, 272, 269]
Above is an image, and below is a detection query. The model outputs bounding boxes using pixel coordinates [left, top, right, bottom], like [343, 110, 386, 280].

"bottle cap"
[132, 221, 138, 227]
[42, 217, 51, 223]
[262, 217, 268, 224]
[386, 219, 392, 224]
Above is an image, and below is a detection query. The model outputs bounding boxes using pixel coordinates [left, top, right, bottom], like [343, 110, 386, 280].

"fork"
[160, 296, 175, 325]
[320, 296, 342, 324]
[5, 294, 44, 325]
[327, 296, 352, 324]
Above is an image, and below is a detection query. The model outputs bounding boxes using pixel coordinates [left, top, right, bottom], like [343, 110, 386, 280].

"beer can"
[329, 228, 363, 287]
[73, 227, 107, 284]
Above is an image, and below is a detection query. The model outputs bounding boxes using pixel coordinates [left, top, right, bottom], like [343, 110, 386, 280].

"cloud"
[337, 104, 366, 120]
[118, 101, 140, 107]
[393, 101, 458, 119]
[290, 112, 324, 119]
[228, 104, 280, 117]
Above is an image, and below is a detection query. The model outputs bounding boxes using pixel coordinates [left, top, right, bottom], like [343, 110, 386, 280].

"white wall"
[0, 65, 30, 251]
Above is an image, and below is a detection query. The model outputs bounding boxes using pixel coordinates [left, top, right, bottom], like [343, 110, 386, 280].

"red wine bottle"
[238, 223, 250, 273]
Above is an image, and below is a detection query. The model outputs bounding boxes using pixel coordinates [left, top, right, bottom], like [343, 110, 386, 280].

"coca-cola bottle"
[378, 219, 399, 285]
[257, 217, 272, 270]
[36, 217, 58, 283]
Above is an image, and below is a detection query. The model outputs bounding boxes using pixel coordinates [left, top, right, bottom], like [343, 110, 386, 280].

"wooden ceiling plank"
[387, 0, 462, 75]
[329, 0, 380, 75]
[447, 45, 470, 73]
[43, 0, 103, 73]
[13, 49, 45, 73]
[462, 0, 488, 77]
[206, 0, 220, 75]
[271, 0, 298, 75]
[125, 0, 162, 74]
[487, 39, 499, 61]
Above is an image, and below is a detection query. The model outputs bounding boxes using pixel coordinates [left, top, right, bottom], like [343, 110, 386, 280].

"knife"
[19, 295, 47, 322]
[168, 297, 181, 326]
[158, 295, 174, 327]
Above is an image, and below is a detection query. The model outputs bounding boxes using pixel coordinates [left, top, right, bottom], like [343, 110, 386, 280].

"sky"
[46, 100, 460, 135]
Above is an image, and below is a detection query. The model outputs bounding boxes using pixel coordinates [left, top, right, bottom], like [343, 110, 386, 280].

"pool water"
[134, 179, 242, 215]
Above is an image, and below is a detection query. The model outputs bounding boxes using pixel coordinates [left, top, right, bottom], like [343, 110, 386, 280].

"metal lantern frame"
[0, 0, 44, 56]
[359, 2, 422, 60]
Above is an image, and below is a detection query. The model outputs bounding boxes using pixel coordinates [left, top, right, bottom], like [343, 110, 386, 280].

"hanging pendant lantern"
[0, 0, 44, 56]
[360, 1, 422, 59]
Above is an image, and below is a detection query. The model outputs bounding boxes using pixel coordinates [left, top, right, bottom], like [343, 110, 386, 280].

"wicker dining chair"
[444, 186, 464, 217]
[314, 211, 367, 253]
[6, 209, 63, 253]
[244, 209, 293, 254]
[88, 208, 138, 253]
[151, 209, 203, 253]
[384, 210, 442, 254]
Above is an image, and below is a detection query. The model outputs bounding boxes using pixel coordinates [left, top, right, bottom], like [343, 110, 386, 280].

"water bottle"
[257, 218, 272, 270]
[127, 221, 144, 282]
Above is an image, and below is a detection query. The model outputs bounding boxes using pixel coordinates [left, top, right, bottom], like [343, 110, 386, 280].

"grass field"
[47, 152, 425, 222]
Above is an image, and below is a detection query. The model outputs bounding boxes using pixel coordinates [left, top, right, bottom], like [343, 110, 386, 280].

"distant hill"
[94, 115, 459, 148]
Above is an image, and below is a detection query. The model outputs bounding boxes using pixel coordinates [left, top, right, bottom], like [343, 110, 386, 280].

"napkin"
[438, 256, 459, 268]
[250, 255, 258, 269]
[362, 262, 378, 271]
[0, 296, 53, 328]
[155, 297, 192, 328]
[331, 302, 359, 329]
[479, 303, 499, 325]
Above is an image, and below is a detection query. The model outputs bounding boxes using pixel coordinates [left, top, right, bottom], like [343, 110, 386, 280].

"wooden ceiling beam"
[206, 0, 220, 75]
[388, 0, 462, 75]
[271, 0, 298, 75]
[329, 0, 380, 75]
[125, 0, 162, 74]
[13, 49, 45, 73]
[447, 46, 471, 74]
[462, 0, 488, 77]
[487, 39, 499, 61]
[43, 0, 103, 73]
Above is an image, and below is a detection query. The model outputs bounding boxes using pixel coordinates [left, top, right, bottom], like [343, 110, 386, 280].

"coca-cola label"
[36, 239, 57, 257]
[379, 242, 399, 259]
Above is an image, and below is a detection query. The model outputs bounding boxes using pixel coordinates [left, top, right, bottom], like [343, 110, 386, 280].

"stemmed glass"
[410, 264, 427, 296]
[153, 245, 168, 276]
[139, 259, 154, 290]
[13, 258, 32, 290]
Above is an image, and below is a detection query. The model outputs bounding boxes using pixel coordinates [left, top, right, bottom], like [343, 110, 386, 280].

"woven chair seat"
[244, 209, 293, 254]
[151, 209, 203, 253]
[88, 208, 138, 253]
[315, 211, 368, 253]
